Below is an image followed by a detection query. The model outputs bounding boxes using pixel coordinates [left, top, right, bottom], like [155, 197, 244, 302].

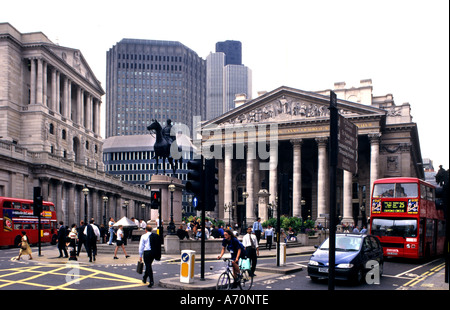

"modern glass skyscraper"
[206, 41, 251, 120]
[106, 39, 206, 138]
[215, 40, 242, 65]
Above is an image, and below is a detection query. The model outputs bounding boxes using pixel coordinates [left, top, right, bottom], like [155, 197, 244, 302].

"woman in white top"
[113, 225, 130, 259]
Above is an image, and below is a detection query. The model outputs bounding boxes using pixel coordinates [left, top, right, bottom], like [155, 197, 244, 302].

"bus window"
[12, 202, 21, 209]
[3, 201, 12, 208]
[420, 184, 427, 199]
[22, 203, 31, 209]
[396, 183, 418, 198]
[371, 218, 417, 238]
[373, 184, 395, 198]
[426, 186, 434, 201]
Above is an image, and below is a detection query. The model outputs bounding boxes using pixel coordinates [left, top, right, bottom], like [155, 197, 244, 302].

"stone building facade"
[200, 80, 424, 228]
[0, 23, 151, 226]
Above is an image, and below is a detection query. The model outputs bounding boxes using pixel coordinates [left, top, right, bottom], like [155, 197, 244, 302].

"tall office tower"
[215, 40, 242, 65]
[206, 40, 251, 120]
[106, 39, 206, 138]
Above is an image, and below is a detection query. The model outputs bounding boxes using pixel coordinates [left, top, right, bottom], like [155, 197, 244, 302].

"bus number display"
[382, 201, 406, 213]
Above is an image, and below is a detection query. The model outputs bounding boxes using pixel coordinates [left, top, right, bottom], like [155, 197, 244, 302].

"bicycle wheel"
[238, 269, 253, 290]
[216, 272, 231, 290]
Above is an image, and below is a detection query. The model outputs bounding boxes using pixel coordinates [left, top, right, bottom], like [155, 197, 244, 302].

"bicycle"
[216, 258, 253, 290]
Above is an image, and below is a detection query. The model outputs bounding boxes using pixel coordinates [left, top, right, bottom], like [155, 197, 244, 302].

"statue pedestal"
[147, 175, 184, 233]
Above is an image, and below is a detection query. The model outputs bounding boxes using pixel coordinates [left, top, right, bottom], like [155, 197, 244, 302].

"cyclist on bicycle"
[217, 229, 246, 284]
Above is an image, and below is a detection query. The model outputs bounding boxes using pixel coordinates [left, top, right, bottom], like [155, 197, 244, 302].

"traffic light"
[185, 157, 204, 209]
[150, 190, 161, 209]
[33, 186, 43, 216]
[204, 159, 218, 211]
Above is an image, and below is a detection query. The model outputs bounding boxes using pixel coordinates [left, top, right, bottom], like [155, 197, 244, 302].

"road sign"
[192, 196, 198, 208]
[337, 114, 358, 174]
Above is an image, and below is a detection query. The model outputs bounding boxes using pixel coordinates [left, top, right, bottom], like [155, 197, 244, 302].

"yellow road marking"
[0, 262, 145, 290]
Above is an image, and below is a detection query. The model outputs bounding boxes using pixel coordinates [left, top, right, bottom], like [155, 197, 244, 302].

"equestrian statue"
[147, 119, 182, 175]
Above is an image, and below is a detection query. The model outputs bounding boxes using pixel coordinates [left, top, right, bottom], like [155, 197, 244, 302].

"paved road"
[0, 243, 447, 292]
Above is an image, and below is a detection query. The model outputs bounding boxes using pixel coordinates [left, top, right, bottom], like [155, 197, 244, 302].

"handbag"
[136, 261, 144, 274]
[239, 258, 251, 270]
[19, 243, 27, 250]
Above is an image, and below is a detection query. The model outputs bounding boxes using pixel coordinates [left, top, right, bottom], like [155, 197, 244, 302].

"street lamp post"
[242, 192, 249, 234]
[141, 203, 146, 221]
[82, 185, 89, 224]
[102, 196, 108, 227]
[224, 203, 234, 227]
[168, 183, 176, 235]
[123, 200, 128, 218]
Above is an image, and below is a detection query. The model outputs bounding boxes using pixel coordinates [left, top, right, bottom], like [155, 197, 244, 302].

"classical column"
[224, 145, 233, 224]
[87, 94, 92, 131]
[269, 142, 278, 216]
[56, 71, 61, 113]
[56, 181, 63, 224]
[291, 139, 302, 218]
[342, 170, 354, 225]
[369, 133, 381, 198]
[316, 137, 328, 225]
[30, 59, 36, 104]
[67, 79, 72, 120]
[43, 61, 48, 106]
[62, 76, 68, 118]
[80, 90, 85, 128]
[67, 183, 75, 226]
[246, 144, 256, 224]
[51, 68, 57, 111]
[36, 58, 43, 105]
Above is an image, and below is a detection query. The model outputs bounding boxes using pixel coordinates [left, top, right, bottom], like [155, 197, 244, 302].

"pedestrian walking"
[242, 226, 259, 276]
[139, 225, 161, 288]
[108, 217, 115, 245]
[113, 225, 130, 259]
[77, 220, 87, 256]
[252, 217, 263, 243]
[17, 231, 32, 260]
[84, 219, 100, 262]
[56, 221, 68, 258]
[265, 225, 274, 250]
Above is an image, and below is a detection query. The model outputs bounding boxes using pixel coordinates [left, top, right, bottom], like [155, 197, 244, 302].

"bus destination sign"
[382, 201, 406, 213]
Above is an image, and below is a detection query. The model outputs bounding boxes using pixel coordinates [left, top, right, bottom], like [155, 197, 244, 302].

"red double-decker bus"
[0, 196, 57, 247]
[370, 177, 445, 259]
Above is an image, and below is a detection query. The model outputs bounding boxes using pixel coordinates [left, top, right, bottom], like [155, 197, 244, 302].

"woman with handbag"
[17, 231, 32, 260]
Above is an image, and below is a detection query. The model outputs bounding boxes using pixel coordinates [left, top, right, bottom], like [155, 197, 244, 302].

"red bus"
[370, 177, 446, 259]
[0, 196, 58, 247]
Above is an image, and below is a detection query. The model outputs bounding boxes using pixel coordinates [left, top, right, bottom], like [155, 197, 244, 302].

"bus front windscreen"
[371, 218, 417, 238]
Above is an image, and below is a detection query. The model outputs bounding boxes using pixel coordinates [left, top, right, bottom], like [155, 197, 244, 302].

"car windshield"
[371, 218, 417, 238]
[319, 235, 362, 251]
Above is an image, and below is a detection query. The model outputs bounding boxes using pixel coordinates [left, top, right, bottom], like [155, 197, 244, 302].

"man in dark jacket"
[56, 221, 68, 258]
[139, 225, 161, 288]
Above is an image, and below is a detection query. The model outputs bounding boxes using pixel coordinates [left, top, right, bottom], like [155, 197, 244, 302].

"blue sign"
[192, 197, 198, 208]
[181, 253, 189, 262]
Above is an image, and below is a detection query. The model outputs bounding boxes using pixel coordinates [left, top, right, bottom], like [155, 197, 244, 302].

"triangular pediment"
[46, 45, 103, 92]
[205, 86, 385, 127]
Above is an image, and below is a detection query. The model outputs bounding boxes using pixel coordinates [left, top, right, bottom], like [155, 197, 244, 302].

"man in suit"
[83, 219, 100, 262]
[139, 225, 161, 288]
[56, 221, 68, 258]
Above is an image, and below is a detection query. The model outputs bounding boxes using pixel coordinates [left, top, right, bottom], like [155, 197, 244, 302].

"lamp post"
[168, 183, 176, 235]
[242, 191, 249, 234]
[224, 203, 234, 227]
[82, 185, 89, 224]
[102, 196, 108, 227]
[141, 203, 146, 221]
[123, 200, 128, 218]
